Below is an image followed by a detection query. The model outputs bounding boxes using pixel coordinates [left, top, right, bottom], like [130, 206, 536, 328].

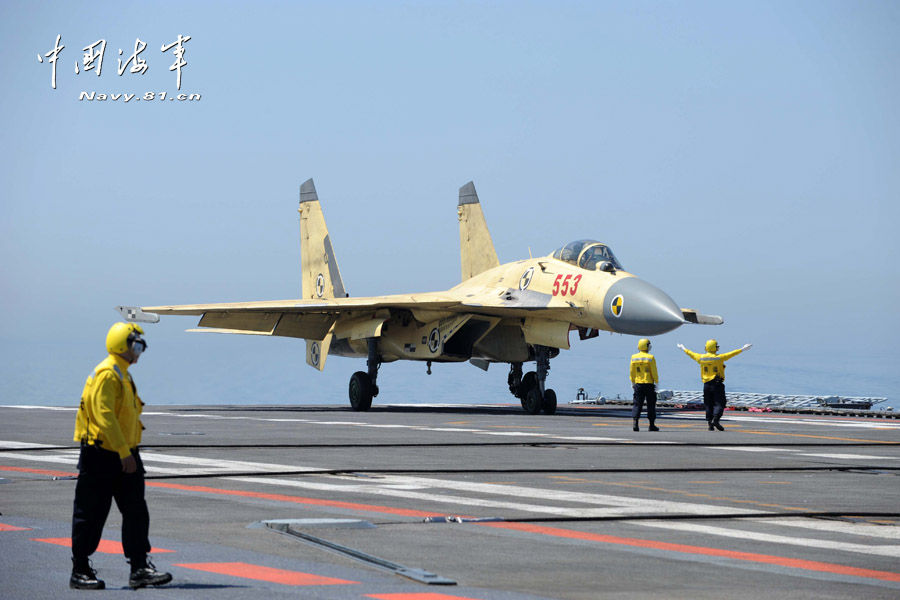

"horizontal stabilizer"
[681, 309, 724, 325]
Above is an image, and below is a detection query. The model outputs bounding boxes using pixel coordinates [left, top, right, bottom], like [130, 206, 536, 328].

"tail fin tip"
[459, 181, 479, 205]
[300, 178, 318, 204]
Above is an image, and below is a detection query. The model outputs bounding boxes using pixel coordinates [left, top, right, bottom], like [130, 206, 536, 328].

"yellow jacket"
[681, 347, 744, 382]
[74, 354, 144, 459]
[630, 351, 658, 384]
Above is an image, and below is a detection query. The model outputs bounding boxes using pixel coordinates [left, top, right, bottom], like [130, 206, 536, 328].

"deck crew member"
[70, 323, 172, 590]
[629, 338, 659, 432]
[677, 339, 751, 431]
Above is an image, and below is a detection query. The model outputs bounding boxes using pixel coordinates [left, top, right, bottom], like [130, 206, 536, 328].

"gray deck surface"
[1, 403, 899, 599]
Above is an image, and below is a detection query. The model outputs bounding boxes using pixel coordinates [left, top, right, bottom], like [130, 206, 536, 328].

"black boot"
[648, 423, 659, 432]
[708, 422, 714, 431]
[129, 557, 172, 589]
[713, 420, 724, 431]
[70, 558, 105, 590]
[633, 419, 639, 432]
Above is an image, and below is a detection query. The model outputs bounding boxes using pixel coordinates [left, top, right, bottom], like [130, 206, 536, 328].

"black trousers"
[631, 383, 657, 421]
[703, 379, 727, 423]
[71, 445, 150, 562]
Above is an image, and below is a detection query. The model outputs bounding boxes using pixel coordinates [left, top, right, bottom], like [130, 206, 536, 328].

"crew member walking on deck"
[677, 339, 751, 431]
[70, 323, 172, 590]
[630, 338, 659, 432]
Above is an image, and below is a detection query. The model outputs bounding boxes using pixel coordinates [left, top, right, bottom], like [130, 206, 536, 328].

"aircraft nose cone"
[602, 277, 684, 335]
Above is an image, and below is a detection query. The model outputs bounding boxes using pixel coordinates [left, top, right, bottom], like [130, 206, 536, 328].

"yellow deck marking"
[741, 430, 900, 444]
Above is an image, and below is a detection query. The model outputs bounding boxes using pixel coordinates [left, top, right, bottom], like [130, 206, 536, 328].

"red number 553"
[552, 274, 581, 296]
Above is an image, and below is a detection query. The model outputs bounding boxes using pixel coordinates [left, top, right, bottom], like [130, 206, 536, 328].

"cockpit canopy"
[552, 239, 624, 271]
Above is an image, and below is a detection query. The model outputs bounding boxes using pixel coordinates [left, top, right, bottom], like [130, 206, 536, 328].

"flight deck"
[1, 403, 899, 599]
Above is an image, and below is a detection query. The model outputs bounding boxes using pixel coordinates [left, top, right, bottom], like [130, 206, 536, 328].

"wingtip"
[458, 181, 479, 206]
[300, 178, 318, 204]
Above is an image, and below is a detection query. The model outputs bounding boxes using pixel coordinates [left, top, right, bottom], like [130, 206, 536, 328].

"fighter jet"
[119, 179, 722, 414]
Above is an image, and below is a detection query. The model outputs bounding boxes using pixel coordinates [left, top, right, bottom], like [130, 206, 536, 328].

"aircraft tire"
[519, 371, 538, 399]
[542, 389, 557, 415]
[349, 371, 373, 411]
[523, 387, 543, 415]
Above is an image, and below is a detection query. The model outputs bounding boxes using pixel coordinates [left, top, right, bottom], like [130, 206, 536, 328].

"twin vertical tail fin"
[298, 178, 345, 370]
[457, 181, 500, 281]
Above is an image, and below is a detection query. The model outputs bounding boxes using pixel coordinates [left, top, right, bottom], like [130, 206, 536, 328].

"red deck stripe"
[32, 537, 174, 554]
[0, 523, 31, 531]
[149, 480, 900, 584]
[175, 562, 357, 585]
[479, 522, 900, 583]
[0, 465, 76, 477]
[148, 481, 440, 518]
[366, 593, 487, 600]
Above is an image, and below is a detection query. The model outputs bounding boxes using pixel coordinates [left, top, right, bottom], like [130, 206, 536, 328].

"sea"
[1, 333, 895, 411]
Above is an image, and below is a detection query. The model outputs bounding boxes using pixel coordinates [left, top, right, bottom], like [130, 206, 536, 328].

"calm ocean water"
[1, 335, 895, 411]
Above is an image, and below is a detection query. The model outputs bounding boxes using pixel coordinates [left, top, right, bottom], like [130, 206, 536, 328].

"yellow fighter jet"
[119, 180, 722, 414]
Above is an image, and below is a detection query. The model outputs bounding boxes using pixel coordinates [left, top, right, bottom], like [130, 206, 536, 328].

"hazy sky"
[2, 1, 898, 407]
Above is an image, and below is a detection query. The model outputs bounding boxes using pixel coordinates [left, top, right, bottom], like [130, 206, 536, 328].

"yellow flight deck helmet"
[638, 338, 651, 352]
[106, 322, 147, 355]
[705, 339, 719, 353]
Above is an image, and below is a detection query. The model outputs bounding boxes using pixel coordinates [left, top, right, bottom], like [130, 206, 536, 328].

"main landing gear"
[507, 345, 557, 415]
[349, 338, 380, 411]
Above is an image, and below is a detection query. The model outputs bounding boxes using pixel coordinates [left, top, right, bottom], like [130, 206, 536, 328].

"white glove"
[676, 343, 686, 351]
[742, 343, 752, 351]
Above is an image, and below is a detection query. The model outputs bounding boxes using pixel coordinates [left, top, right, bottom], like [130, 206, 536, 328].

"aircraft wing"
[119, 287, 583, 340]
[121, 293, 457, 340]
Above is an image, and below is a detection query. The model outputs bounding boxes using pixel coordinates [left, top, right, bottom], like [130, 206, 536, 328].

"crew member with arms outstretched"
[677, 339, 751, 431]
[630, 338, 659, 432]
[70, 323, 172, 590]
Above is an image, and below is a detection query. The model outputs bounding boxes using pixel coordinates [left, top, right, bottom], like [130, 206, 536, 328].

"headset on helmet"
[637, 338, 651, 352]
[106, 322, 147, 356]
[705, 339, 719, 353]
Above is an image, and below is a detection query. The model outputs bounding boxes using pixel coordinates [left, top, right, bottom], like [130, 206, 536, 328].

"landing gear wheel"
[542, 388, 557, 415]
[523, 386, 543, 415]
[349, 371, 373, 411]
[519, 371, 538, 409]
[519, 371, 538, 398]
